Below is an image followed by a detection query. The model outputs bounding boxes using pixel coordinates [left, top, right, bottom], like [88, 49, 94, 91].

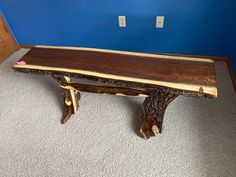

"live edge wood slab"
[12, 46, 218, 139]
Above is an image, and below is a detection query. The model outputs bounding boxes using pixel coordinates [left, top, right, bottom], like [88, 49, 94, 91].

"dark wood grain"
[15, 47, 216, 87]
[12, 47, 219, 139]
[140, 89, 178, 139]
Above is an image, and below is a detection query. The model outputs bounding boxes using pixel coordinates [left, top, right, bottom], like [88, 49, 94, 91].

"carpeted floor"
[0, 49, 236, 177]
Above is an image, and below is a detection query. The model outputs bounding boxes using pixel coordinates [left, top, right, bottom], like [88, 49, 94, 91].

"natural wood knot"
[199, 87, 204, 93]
[65, 98, 72, 106]
[151, 125, 159, 135]
[63, 76, 71, 82]
[139, 115, 159, 139]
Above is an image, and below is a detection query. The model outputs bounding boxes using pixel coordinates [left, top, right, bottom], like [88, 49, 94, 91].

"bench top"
[13, 46, 217, 97]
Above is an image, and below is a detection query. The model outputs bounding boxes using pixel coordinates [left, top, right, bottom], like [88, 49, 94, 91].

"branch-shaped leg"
[53, 76, 80, 124]
[61, 87, 80, 124]
[140, 89, 178, 139]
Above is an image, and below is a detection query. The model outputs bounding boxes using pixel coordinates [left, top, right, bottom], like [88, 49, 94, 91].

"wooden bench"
[12, 46, 217, 139]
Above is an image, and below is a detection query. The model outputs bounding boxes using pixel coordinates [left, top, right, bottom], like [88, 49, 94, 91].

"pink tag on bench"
[16, 61, 26, 65]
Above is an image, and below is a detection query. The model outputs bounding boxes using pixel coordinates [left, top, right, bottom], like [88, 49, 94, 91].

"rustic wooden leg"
[62, 89, 73, 124]
[61, 87, 80, 124]
[53, 76, 80, 124]
[140, 89, 178, 139]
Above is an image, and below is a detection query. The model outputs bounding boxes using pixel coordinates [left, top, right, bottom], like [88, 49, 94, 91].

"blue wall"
[0, 0, 236, 73]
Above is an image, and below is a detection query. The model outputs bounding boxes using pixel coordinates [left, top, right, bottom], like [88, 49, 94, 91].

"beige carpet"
[0, 49, 236, 177]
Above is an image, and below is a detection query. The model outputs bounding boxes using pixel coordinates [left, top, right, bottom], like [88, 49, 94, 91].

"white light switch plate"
[156, 16, 164, 28]
[118, 16, 126, 27]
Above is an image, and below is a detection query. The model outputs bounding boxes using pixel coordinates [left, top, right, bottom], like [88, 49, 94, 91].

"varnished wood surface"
[13, 46, 217, 96]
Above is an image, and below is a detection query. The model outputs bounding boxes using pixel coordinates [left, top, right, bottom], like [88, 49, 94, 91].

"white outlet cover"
[118, 16, 126, 27]
[156, 16, 165, 28]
